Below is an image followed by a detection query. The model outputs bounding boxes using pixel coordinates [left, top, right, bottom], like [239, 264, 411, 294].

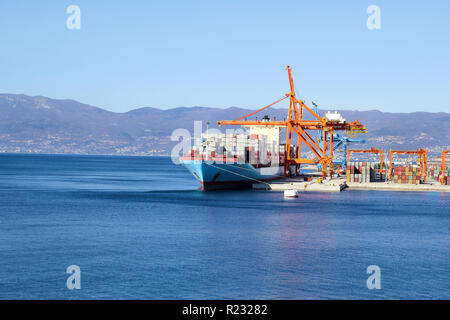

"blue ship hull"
[181, 160, 282, 190]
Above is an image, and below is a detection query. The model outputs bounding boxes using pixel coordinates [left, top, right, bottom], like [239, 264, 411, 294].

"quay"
[253, 177, 450, 193]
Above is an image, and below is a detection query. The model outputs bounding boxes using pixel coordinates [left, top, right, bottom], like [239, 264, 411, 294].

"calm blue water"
[0, 154, 449, 299]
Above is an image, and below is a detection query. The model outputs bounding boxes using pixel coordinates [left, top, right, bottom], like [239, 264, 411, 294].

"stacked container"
[392, 166, 421, 184]
[346, 162, 382, 183]
[188, 133, 280, 166]
[427, 165, 441, 182]
[427, 165, 450, 184]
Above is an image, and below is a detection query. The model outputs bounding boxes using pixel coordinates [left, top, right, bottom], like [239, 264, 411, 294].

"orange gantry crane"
[347, 147, 383, 172]
[217, 66, 367, 179]
[442, 150, 450, 184]
[388, 149, 427, 181]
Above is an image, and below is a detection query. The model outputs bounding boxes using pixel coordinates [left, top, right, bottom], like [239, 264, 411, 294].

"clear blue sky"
[1, 0, 449, 113]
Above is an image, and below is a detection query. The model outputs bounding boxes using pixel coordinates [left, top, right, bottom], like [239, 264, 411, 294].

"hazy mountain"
[0, 94, 448, 157]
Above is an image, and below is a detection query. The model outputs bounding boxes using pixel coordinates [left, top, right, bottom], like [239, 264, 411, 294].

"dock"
[253, 177, 347, 192]
[346, 182, 450, 193]
[253, 177, 450, 193]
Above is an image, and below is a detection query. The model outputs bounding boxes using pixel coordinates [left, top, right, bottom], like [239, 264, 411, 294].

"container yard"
[253, 153, 450, 193]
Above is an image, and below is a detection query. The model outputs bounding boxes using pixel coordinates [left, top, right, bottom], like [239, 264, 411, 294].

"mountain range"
[0, 94, 449, 157]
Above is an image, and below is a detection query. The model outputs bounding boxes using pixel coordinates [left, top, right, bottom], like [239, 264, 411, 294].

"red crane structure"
[347, 147, 384, 172]
[388, 149, 428, 181]
[442, 150, 450, 184]
[217, 66, 367, 179]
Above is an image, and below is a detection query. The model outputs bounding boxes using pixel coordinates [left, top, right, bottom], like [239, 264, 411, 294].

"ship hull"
[181, 160, 282, 190]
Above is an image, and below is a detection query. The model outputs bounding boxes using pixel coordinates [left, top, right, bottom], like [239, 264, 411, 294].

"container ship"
[180, 117, 293, 190]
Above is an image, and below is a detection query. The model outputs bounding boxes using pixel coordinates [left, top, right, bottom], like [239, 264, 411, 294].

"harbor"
[2, 0, 450, 304]
[180, 67, 450, 193]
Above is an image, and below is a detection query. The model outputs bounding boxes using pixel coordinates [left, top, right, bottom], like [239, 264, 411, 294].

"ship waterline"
[181, 159, 284, 190]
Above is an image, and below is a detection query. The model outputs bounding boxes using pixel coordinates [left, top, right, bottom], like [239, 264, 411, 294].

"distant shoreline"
[0, 152, 171, 158]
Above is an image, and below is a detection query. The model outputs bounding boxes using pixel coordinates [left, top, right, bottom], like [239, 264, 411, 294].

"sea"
[0, 153, 449, 299]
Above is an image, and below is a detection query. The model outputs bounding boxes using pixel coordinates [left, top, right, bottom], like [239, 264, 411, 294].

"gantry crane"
[312, 102, 365, 169]
[442, 150, 450, 184]
[388, 149, 427, 181]
[347, 147, 383, 172]
[321, 133, 366, 169]
[217, 66, 367, 179]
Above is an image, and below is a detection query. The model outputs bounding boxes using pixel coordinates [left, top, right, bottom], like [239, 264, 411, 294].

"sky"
[0, 0, 449, 113]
